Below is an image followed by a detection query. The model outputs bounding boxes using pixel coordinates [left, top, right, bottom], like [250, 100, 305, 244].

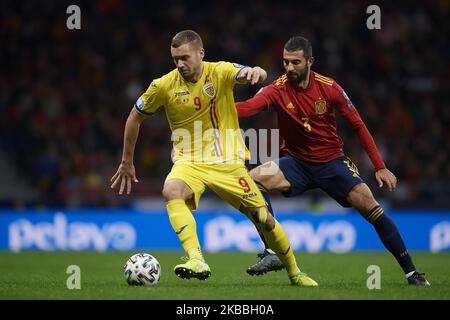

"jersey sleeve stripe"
[314, 77, 334, 86]
[235, 66, 250, 80]
[134, 104, 154, 116]
[314, 74, 333, 82]
[314, 73, 332, 81]
[314, 74, 334, 85]
[275, 74, 288, 86]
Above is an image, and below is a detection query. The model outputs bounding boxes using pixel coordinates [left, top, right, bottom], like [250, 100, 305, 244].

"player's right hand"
[110, 162, 139, 195]
[239, 66, 267, 85]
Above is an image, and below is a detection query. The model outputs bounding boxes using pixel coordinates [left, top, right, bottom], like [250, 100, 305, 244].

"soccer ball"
[123, 253, 161, 286]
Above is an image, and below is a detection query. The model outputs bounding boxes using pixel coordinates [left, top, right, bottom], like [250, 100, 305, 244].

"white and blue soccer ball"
[123, 253, 161, 286]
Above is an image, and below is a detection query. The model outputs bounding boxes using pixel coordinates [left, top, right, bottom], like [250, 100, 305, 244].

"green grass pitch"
[0, 251, 448, 300]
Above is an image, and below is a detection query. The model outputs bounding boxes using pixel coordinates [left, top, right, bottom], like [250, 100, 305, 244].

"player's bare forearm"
[121, 108, 145, 164]
[110, 108, 146, 194]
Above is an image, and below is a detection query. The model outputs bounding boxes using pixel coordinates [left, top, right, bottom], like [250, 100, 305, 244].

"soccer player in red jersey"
[236, 36, 429, 285]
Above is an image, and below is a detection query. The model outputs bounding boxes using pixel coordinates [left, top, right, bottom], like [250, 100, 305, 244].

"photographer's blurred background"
[1, 0, 449, 210]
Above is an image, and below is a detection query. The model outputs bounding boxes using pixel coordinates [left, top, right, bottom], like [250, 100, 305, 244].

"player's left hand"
[375, 168, 397, 191]
[240, 67, 267, 85]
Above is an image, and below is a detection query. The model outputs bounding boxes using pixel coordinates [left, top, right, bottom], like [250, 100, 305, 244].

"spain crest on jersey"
[203, 82, 216, 98]
[315, 100, 327, 115]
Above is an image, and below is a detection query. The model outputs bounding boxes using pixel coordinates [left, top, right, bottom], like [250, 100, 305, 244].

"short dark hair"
[171, 30, 203, 48]
[284, 36, 312, 58]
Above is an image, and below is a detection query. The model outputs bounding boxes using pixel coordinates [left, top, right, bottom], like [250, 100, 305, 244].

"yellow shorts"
[165, 162, 266, 211]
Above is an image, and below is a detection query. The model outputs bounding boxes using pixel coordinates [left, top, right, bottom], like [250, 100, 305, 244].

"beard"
[287, 66, 309, 85]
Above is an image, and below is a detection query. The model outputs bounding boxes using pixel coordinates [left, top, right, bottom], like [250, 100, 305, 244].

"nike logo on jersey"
[175, 224, 188, 235]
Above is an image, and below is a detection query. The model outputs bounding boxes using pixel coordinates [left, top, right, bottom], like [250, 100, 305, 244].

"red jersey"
[236, 71, 385, 170]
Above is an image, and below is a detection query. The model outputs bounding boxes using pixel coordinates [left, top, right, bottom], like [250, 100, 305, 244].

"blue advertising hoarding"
[0, 209, 449, 252]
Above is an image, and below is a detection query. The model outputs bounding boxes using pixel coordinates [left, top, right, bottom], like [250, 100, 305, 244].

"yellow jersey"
[134, 61, 250, 164]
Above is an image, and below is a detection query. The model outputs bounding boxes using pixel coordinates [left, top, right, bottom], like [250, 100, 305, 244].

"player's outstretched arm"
[339, 107, 396, 191]
[110, 108, 146, 195]
[235, 94, 269, 118]
[331, 82, 396, 190]
[237, 66, 267, 85]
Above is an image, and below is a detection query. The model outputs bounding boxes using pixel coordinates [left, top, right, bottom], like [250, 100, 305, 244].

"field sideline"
[0, 251, 448, 300]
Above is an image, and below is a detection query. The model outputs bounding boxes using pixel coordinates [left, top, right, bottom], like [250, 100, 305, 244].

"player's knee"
[250, 164, 284, 193]
[162, 185, 183, 201]
[250, 171, 271, 193]
[249, 168, 262, 184]
[348, 183, 379, 214]
[243, 206, 273, 231]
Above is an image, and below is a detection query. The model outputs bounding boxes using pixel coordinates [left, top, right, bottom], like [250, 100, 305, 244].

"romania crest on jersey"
[203, 82, 216, 98]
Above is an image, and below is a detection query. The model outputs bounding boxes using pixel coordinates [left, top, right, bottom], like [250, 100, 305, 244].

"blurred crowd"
[1, 0, 449, 209]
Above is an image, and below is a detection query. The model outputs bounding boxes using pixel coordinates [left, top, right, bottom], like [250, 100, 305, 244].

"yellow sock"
[261, 220, 301, 277]
[166, 199, 204, 261]
[249, 207, 300, 277]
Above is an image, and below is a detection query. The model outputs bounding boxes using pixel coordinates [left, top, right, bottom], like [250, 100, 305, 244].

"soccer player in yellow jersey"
[111, 30, 317, 286]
